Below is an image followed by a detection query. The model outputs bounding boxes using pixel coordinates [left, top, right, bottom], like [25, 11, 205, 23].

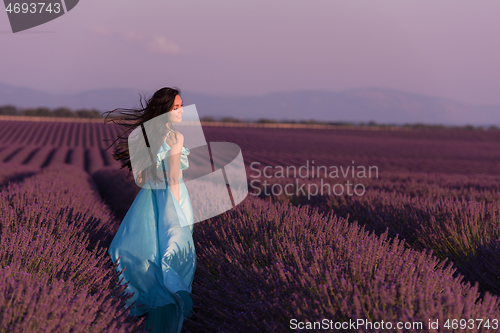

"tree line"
[1, 105, 497, 130]
[0, 105, 102, 118]
[199, 116, 498, 131]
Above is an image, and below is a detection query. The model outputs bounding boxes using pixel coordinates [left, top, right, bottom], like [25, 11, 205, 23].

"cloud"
[146, 35, 181, 55]
[121, 31, 143, 43]
[89, 27, 181, 54]
[90, 25, 112, 37]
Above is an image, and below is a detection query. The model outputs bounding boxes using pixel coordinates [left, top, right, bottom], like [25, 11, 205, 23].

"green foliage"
[256, 118, 278, 123]
[0, 105, 18, 115]
[0, 105, 103, 118]
[1, 104, 498, 130]
[199, 116, 216, 122]
[220, 116, 243, 123]
[76, 109, 102, 118]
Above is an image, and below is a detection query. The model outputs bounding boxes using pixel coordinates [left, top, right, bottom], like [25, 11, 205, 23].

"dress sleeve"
[156, 144, 171, 168]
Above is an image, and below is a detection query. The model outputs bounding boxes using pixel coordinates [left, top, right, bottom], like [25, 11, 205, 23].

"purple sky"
[1, 0, 499, 105]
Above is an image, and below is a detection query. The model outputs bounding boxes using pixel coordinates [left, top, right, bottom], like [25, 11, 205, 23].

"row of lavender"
[248, 170, 500, 299]
[0, 120, 122, 173]
[3, 118, 500, 153]
[1, 120, 500, 331]
[0, 163, 148, 332]
[0, 121, 118, 149]
[94, 167, 500, 332]
[1, 162, 499, 332]
[2, 120, 500, 176]
[0, 145, 121, 174]
[202, 126, 500, 175]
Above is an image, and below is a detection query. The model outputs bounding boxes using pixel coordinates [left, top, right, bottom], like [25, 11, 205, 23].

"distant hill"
[0, 82, 498, 126]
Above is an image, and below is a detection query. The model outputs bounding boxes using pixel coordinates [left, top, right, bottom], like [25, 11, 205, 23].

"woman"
[103, 87, 196, 333]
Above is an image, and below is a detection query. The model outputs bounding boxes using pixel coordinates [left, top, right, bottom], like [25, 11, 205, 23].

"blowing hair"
[102, 87, 181, 182]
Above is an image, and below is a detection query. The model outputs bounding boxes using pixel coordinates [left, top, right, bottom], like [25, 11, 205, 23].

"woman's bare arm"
[167, 131, 184, 203]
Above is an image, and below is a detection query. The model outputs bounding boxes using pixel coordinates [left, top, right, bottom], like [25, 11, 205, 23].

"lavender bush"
[91, 166, 139, 223]
[183, 196, 500, 332]
[2, 120, 500, 331]
[0, 262, 144, 332]
[249, 171, 500, 297]
[0, 162, 40, 188]
[0, 164, 148, 332]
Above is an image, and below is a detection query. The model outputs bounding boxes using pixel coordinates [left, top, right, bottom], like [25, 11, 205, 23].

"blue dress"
[108, 130, 196, 333]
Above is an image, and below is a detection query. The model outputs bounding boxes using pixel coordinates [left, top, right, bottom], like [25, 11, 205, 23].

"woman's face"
[167, 95, 183, 123]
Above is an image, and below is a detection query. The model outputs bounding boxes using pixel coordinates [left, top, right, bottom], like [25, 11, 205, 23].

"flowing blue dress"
[108, 130, 196, 333]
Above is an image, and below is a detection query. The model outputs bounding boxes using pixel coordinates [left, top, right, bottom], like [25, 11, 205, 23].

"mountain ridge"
[0, 82, 498, 126]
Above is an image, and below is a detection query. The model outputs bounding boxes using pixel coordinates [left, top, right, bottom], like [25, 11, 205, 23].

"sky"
[1, 0, 500, 105]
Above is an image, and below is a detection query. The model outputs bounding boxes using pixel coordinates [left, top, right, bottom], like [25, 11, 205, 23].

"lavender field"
[1, 117, 500, 332]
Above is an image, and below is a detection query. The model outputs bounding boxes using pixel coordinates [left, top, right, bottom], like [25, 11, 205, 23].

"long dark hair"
[103, 87, 181, 182]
